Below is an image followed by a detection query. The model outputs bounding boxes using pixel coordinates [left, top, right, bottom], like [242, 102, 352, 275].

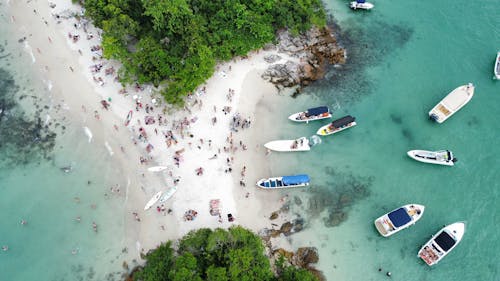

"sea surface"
[1, 0, 499, 281]
[0, 6, 137, 281]
[272, 0, 499, 280]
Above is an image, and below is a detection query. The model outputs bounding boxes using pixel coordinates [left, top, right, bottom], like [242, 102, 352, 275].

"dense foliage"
[132, 226, 318, 281]
[82, 0, 326, 104]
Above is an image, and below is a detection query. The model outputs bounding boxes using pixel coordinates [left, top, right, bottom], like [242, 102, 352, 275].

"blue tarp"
[388, 208, 411, 228]
[282, 174, 310, 186]
[357, 0, 366, 3]
[306, 106, 329, 117]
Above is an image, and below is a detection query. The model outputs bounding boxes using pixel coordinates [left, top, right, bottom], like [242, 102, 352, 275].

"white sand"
[7, 0, 297, 255]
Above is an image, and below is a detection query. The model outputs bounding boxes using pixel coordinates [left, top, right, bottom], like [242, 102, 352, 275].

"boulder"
[270, 211, 279, 220]
[293, 247, 319, 267]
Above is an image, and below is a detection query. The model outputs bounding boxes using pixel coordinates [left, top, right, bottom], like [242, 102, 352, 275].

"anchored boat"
[374, 204, 425, 237]
[288, 106, 332, 123]
[494, 51, 500, 80]
[264, 137, 310, 152]
[316, 115, 356, 136]
[418, 222, 466, 266]
[407, 150, 457, 166]
[429, 83, 474, 123]
[256, 174, 310, 189]
[350, 0, 374, 10]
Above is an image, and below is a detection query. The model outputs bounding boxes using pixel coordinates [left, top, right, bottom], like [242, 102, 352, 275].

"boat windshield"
[387, 208, 411, 228]
[434, 231, 456, 252]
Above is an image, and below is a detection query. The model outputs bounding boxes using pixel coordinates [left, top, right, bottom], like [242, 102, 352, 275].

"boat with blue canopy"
[374, 204, 425, 237]
[350, 0, 374, 10]
[288, 106, 332, 122]
[256, 174, 310, 189]
[418, 222, 465, 266]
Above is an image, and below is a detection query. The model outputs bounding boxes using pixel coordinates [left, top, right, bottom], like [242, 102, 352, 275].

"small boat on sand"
[148, 166, 168, 172]
[288, 106, 332, 123]
[407, 150, 457, 166]
[429, 83, 474, 123]
[124, 110, 133, 126]
[264, 137, 310, 152]
[257, 174, 310, 189]
[350, 0, 374, 10]
[374, 204, 425, 237]
[316, 115, 356, 136]
[494, 51, 500, 80]
[418, 222, 466, 266]
[144, 191, 163, 210]
[159, 186, 177, 203]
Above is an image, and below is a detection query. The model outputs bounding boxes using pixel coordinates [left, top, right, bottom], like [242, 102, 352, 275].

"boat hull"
[494, 51, 500, 80]
[429, 84, 474, 123]
[316, 122, 357, 136]
[374, 204, 425, 237]
[418, 222, 466, 266]
[407, 150, 455, 166]
[256, 175, 310, 189]
[264, 137, 310, 152]
[350, 2, 374, 10]
[288, 112, 332, 122]
[144, 191, 163, 210]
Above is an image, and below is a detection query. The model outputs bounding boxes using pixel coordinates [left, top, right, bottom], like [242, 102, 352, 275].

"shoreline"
[6, 0, 296, 260]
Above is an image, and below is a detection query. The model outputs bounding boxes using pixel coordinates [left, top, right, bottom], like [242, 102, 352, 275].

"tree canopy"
[132, 226, 318, 281]
[83, 0, 326, 105]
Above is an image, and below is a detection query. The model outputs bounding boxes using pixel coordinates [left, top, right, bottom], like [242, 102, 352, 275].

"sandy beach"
[7, 0, 297, 256]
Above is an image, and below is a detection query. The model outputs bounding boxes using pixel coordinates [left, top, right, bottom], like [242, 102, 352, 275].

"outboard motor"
[452, 158, 458, 163]
[429, 113, 439, 122]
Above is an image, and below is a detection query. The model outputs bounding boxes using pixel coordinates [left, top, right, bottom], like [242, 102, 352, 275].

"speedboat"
[374, 204, 425, 237]
[264, 137, 310, 152]
[494, 51, 500, 80]
[350, 0, 374, 10]
[429, 83, 474, 123]
[418, 222, 466, 266]
[407, 150, 457, 166]
[257, 174, 310, 189]
[288, 106, 331, 122]
[144, 191, 163, 210]
[316, 115, 356, 136]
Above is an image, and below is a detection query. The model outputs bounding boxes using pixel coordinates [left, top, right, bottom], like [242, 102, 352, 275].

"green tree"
[133, 241, 175, 281]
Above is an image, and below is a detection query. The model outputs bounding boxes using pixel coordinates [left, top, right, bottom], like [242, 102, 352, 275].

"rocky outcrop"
[269, 246, 326, 281]
[262, 26, 346, 91]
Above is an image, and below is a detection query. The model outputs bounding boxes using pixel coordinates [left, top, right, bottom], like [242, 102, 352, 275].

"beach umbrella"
[133, 95, 138, 100]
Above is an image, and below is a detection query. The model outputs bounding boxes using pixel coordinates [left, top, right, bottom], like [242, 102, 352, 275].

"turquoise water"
[278, 0, 499, 280]
[2, 0, 499, 280]
[0, 9, 137, 281]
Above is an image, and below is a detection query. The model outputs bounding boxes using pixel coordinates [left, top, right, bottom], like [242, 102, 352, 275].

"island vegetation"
[81, 0, 327, 104]
[130, 226, 318, 281]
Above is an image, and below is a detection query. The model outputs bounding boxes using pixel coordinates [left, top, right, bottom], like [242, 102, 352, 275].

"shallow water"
[0, 9, 137, 281]
[280, 0, 500, 280]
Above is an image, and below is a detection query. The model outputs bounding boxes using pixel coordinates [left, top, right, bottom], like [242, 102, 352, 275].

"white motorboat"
[257, 174, 310, 189]
[264, 137, 310, 152]
[288, 106, 332, 122]
[159, 186, 177, 203]
[374, 204, 425, 237]
[418, 222, 466, 266]
[316, 115, 356, 136]
[148, 166, 168, 172]
[407, 150, 457, 166]
[429, 83, 474, 123]
[144, 191, 163, 210]
[494, 51, 500, 80]
[350, 0, 374, 10]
